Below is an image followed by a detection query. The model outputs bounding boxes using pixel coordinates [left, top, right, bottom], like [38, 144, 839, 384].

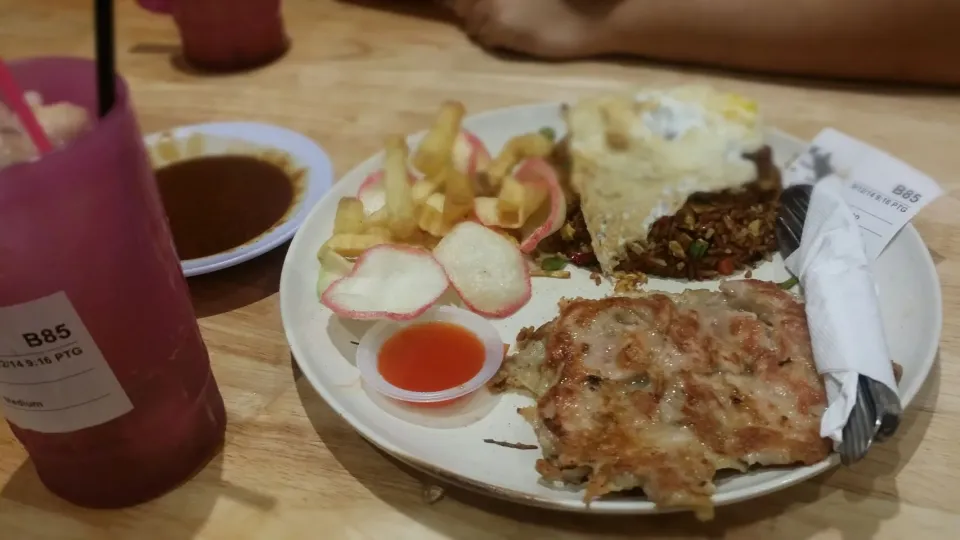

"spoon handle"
[866, 376, 902, 442]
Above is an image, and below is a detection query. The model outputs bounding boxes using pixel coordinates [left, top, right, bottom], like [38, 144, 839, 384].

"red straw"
[0, 59, 53, 154]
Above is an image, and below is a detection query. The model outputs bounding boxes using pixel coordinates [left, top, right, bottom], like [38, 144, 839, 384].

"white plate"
[279, 103, 942, 514]
[144, 122, 333, 277]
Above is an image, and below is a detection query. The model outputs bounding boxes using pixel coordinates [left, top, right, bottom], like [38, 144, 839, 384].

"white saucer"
[143, 122, 333, 277]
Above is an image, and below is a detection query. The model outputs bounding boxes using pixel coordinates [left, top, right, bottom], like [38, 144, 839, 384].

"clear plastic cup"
[0, 57, 226, 508]
[356, 306, 505, 404]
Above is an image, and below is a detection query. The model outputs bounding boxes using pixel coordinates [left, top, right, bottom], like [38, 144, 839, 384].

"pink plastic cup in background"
[0, 57, 227, 508]
[139, 0, 289, 72]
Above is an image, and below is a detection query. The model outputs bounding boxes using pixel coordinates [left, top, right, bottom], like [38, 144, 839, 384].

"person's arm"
[604, 0, 960, 85]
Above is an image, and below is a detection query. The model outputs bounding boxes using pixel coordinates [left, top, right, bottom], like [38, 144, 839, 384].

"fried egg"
[565, 85, 767, 273]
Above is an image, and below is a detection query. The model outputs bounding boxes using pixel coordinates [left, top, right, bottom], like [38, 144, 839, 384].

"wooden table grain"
[2, 0, 959, 538]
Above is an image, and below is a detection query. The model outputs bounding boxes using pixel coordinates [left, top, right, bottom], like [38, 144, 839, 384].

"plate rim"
[143, 121, 333, 277]
[279, 102, 943, 514]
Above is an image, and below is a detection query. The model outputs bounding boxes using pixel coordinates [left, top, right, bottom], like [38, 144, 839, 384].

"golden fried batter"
[490, 279, 831, 517]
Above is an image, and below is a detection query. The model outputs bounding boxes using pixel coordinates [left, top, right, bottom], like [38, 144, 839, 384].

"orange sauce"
[378, 322, 485, 393]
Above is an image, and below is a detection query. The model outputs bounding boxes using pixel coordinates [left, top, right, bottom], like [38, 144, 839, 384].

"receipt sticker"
[784, 128, 943, 260]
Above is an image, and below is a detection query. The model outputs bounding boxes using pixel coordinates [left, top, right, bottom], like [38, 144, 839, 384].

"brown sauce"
[155, 155, 294, 261]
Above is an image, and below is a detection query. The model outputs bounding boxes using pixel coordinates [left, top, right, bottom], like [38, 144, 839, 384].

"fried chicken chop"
[490, 279, 830, 517]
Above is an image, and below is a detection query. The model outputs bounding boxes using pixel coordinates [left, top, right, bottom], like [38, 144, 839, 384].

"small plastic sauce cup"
[356, 306, 504, 405]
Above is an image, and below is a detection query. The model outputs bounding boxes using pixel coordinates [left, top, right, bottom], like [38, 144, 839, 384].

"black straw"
[94, 0, 115, 117]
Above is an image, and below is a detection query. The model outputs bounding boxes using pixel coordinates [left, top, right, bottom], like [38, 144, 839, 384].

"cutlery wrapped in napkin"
[783, 175, 899, 443]
[781, 129, 943, 445]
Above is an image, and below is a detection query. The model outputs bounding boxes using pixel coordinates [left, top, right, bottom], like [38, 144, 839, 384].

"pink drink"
[0, 57, 226, 508]
[138, 0, 288, 72]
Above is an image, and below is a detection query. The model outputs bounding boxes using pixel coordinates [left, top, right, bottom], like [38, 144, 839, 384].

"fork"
[839, 375, 902, 464]
[839, 375, 879, 464]
[777, 184, 903, 465]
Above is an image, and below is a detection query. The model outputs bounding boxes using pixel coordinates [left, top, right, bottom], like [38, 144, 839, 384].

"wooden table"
[2, 0, 959, 538]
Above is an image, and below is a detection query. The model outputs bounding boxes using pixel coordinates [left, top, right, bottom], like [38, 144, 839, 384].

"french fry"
[322, 232, 392, 258]
[440, 162, 475, 224]
[383, 135, 418, 239]
[407, 229, 443, 250]
[316, 246, 355, 298]
[488, 225, 521, 246]
[420, 234, 442, 250]
[473, 197, 502, 227]
[317, 244, 355, 275]
[418, 193, 453, 237]
[485, 133, 553, 188]
[530, 269, 571, 279]
[316, 241, 332, 262]
[412, 101, 466, 177]
[366, 207, 389, 228]
[333, 197, 366, 235]
[363, 225, 394, 239]
[496, 174, 550, 228]
[412, 175, 443, 205]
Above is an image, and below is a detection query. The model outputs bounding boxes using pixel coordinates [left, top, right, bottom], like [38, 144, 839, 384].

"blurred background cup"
[0, 57, 226, 508]
[138, 0, 289, 72]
